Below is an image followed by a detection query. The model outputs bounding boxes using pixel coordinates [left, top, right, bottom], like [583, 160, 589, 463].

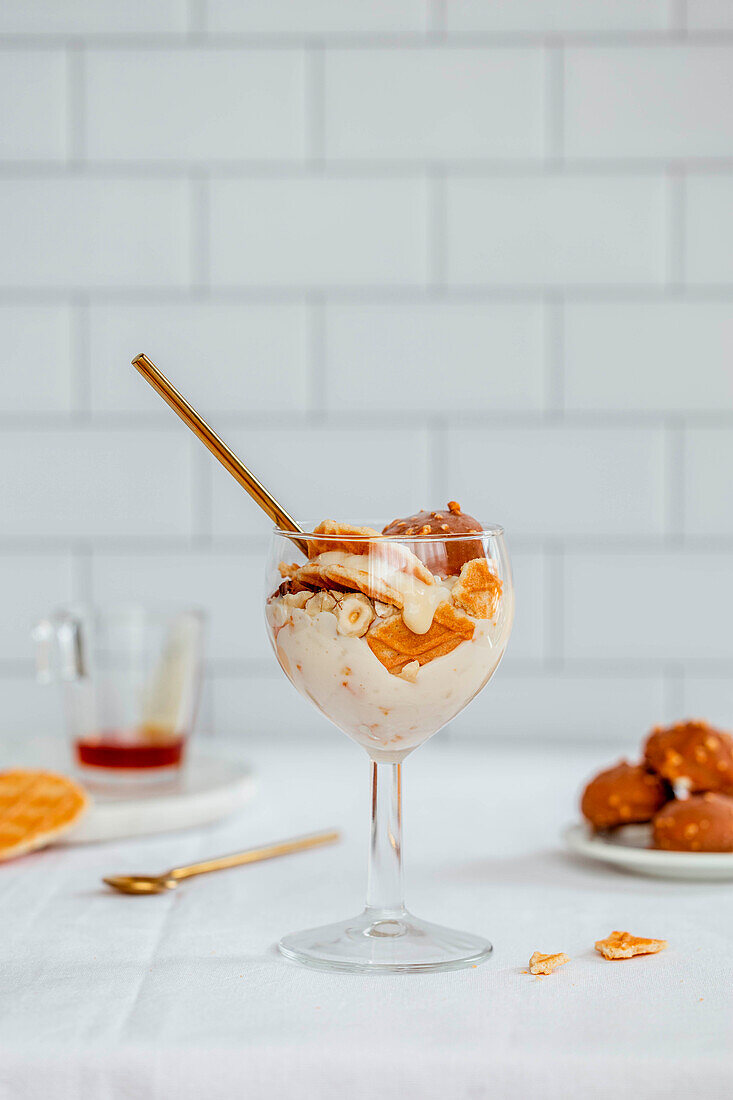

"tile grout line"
[543, 293, 564, 415]
[543, 40, 564, 166]
[72, 540, 93, 604]
[7, 30, 733, 49]
[190, 172, 209, 294]
[663, 662, 685, 718]
[666, 170, 686, 289]
[427, 166, 446, 290]
[187, 0, 206, 36]
[190, 437, 213, 549]
[671, 0, 688, 33]
[305, 43, 325, 168]
[307, 293, 327, 412]
[66, 40, 85, 165]
[663, 417, 685, 541]
[543, 541, 565, 672]
[429, 417, 448, 503]
[70, 293, 92, 419]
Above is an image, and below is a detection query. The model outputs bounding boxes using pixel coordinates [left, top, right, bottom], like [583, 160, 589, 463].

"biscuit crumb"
[528, 951, 570, 976]
[594, 931, 667, 960]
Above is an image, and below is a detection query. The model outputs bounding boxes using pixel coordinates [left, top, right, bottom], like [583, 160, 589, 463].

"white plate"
[59, 757, 256, 845]
[563, 822, 733, 881]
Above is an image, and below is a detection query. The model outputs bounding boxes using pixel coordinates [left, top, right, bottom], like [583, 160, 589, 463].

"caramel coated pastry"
[0, 770, 88, 861]
[306, 520, 380, 558]
[595, 931, 667, 960]
[451, 558, 503, 621]
[528, 951, 570, 976]
[278, 561, 299, 579]
[580, 760, 669, 830]
[294, 559, 406, 609]
[366, 602, 475, 676]
[653, 793, 733, 852]
[382, 502, 485, 577]
[644, 720, 733, 793]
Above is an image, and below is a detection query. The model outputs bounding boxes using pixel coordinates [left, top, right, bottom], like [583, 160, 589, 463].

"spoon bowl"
[104, 874, 178, 895]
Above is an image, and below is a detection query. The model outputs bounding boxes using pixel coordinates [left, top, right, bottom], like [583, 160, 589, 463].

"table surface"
[1, 735, 731, 1100]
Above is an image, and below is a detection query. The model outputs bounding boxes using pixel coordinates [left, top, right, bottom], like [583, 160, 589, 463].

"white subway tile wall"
[1, 1, 732, 750]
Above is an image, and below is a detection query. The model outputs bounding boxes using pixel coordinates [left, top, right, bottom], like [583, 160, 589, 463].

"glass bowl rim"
[272, 522, 505, 542]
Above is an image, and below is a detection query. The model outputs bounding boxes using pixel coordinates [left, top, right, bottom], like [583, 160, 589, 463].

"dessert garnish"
[529, 951, 570, 975]
[594, 931, 667, 960]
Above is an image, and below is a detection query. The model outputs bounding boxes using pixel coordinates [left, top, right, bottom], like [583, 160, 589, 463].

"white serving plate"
[60, 757, 256, 845]
[563, 822, 733, 882]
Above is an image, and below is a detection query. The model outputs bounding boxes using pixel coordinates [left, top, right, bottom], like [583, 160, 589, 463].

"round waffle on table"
[0, 770, 88, 861]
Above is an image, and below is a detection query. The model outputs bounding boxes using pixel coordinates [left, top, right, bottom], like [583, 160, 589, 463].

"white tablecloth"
[1, 735, 731, 1099]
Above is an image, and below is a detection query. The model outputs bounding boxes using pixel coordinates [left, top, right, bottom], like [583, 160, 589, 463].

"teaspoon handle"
[131, 353, 308, 556]
[168, 829, 341, 881]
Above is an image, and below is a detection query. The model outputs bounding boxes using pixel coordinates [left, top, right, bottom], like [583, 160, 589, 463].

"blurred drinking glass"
[33, 605, 205, 790]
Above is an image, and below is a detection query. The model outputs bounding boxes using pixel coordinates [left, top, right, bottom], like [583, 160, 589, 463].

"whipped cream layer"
[266, 597, 512, 762]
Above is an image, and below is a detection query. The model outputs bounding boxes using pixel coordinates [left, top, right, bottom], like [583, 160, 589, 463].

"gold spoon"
[104, 829, 340, 895]
[131, 352, 308, 555]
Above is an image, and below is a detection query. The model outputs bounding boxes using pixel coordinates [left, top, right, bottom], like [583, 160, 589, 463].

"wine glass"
[265, 522, 513, 972]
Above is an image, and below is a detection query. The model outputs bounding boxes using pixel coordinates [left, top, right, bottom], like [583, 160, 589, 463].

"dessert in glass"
[265, 502, 513, 972]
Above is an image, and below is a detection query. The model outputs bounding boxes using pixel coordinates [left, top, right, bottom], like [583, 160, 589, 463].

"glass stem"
[365, 761, 405, 918]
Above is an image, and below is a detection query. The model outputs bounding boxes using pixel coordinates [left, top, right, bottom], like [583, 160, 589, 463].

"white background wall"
[2, 0, 733, 750]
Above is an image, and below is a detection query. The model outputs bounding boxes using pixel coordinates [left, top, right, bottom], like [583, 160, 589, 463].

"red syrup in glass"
[75, 732, 185, 770]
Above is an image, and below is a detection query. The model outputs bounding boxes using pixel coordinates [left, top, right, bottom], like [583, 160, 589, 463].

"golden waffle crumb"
[278, 561, 300, 579]
[366, 603, 475, 675]
[306, 520, 380, 558]
[451, 557, 503, 620]
[528, 951, 570, 975]
[0, 770, 88, 861]
[594, 931, 667, 960]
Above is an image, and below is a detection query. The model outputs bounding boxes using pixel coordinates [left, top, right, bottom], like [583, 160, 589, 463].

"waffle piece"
[292, 542, 435, 609]
[595, 931, 667, 960]
[653, 793, 733, 852]
[0, 770, 88, 861]
[529, 951, 570, 976]
[294, 559, 405, 608]
[278, 561, 299, 579]
[451, 558, 503, 621]
[307, 520, 380, 558]
[580, 760, 669, 830]
[366, 602, 474, 675]
[644, 720, 733, 793]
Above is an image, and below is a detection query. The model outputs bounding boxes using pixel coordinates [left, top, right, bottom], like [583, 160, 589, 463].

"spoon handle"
[168, 829, 341, 881]
[131, 353, 308, 556]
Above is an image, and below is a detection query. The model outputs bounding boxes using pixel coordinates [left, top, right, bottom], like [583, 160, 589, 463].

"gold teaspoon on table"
[104, 829, 340, 895]
[131, 353, 308, 555]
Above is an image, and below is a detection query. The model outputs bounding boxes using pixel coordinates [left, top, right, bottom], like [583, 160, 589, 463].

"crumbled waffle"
[278, 561, 300, 579]
[306, 522, 434, 585]
[594, 931, 667, 960]
[366, 602, 475, 675]
[294, 560, 404, 608]
[529, 951, 570, 976]
[451, 558, 503, 620]
[306, 520, 380, 558]
[0, 770, 88, 862]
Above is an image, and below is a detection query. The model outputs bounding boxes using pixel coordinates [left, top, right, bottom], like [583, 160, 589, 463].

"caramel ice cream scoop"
[382, 502, 485, 576]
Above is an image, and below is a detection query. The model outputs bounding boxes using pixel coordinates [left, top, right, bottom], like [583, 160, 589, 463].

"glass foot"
[279, 909, 493, 973]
